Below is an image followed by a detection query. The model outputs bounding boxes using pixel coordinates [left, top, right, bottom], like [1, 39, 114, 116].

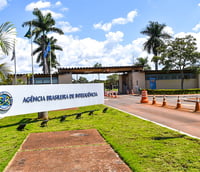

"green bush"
[146, 88, 200, 95]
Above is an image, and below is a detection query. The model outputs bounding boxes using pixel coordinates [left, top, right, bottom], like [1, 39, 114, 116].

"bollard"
[176, 96, 181, 109]
[131, 89, 134, 95]
[194, 97, 200, 112]
[114, 92, 117, 98]
[162, 96, 167, 106]
[140, 90, 148, 103]
[152, 96, 156, 105]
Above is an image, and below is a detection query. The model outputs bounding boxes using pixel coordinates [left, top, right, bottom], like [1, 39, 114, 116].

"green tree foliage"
[0, 61, 11, 82]
[78, 76, 89, 83]
[22, 8, 64, 74]
[106, 74, 119, 90]
[134, 57, 151, 70]
[73, 76, 89, 83]
[93, 63, 102, 80]
[0, 22, 15, 55]
[93, 62, 102, 67]
[0, 22, 15, 82]
[140, 21, 171, 70]
[159, 35, 200, 89]
[33, 36, 62, 73]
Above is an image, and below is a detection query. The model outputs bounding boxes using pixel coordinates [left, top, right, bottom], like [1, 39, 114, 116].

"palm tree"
[0, 61, 11, 81]
[93, 63, 102, 80]
[22, 8, 64, 74]
[0, 22, 15, 55]
[134, 57, 151, 70]
[33, 36, 63, 73]
[0, 22, 15, 82]
[140, 21, 171, 70]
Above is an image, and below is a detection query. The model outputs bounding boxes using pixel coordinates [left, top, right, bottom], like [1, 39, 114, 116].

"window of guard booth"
[29, 77, 58, 84]
[145, 73, 196, 80]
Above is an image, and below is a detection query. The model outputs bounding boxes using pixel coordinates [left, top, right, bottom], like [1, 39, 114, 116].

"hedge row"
[146, 88, 200, 95]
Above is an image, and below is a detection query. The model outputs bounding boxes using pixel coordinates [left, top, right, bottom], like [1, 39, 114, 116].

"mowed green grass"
[0, 104, 200, 172]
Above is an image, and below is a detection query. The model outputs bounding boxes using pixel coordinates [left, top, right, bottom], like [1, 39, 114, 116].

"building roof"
[58, 66, 143, 74]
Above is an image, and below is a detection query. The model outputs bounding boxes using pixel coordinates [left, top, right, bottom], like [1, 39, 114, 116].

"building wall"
[12, 75, 28, 85]
[145, 79, 198, 89]
[118, 71, 145, 94]
[130, 71, 145, 93]
[118, 74, 129, 94]
[198, 73, 200, 88]
[58, 73, 72, 84]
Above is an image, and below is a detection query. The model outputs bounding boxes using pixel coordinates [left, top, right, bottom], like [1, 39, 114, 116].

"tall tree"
[159, 35, 200, 89]
[93, 62, 102, 80]
[0, 61, 11, 81]
[134, 57, 151, 70]
[22, 8, 64, 74]
[0, 22, 15, 82]
[33, 36, 62, 73]
[106, 74, 119, 90]
[77, 76, 89, 83]
[94, 62, 102, 67]
[0, 22, 15, 55]
[140, 21, 171, 70]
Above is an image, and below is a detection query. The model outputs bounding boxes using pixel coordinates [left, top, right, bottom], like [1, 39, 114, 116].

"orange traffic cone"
[152, 96, 156, 105]
[140, 90, 148, 103]
[176, 96, 181, 109]
[112, 92, 115, 98]
[162, 96, 167, 106]
[194, 98, 200, 112]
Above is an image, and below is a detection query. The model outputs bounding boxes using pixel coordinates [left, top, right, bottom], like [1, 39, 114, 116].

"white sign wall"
[0, 83, 104, 118]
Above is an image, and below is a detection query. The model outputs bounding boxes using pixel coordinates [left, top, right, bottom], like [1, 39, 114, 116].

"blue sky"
[0, 0, 200, 77]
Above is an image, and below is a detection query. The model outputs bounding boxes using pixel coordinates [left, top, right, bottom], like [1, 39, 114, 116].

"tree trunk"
[180, 70, 184, 89]
[40, 36, 49, 119]
[38, 111, 48, 120]
[155, 61, 158, 70]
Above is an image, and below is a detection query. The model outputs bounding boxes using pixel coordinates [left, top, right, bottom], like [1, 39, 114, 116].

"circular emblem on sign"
[0, 91, 13, 111]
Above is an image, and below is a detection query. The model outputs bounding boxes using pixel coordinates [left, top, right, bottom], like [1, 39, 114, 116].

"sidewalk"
[4, 129, 131, 172]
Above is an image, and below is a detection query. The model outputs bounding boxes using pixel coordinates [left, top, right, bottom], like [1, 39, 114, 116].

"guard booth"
[58, 66, 144, 95]
[118, 71, 145, 94]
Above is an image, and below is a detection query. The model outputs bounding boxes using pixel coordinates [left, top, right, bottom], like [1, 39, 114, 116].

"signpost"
[0, 83, 104, 118]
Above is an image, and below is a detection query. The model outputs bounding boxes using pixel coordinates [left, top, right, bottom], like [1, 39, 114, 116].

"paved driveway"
[105, 95, 200, 139]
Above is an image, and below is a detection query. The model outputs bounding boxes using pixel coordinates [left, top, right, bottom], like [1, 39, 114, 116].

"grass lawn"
[0, 104, 200, 172]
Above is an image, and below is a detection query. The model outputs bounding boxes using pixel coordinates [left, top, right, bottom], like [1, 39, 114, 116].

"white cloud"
[7, 37, 41, 74]
[58, 21, 80, 33]
[192, 23, 200, 32]
[105, 31, 124, 42]
[60, 7, 68, 12]
[25, 0, 51, 11]
[0, 0, 7, 10]
[41, 10, 63, 19]
[55, 1, 62, 6]
[163, 26, 174, 35]
[94, 10, 138, 32]
[93, 22, 112, 32]
[5, 32, 149, 75]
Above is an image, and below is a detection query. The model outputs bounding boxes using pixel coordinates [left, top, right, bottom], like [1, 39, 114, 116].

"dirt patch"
[4, 129, 132, 172]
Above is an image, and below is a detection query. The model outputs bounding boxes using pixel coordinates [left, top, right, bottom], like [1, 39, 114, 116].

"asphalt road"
[105, 95, 200, 139]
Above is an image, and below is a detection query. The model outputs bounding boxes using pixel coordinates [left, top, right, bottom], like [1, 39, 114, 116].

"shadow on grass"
[152, 134, 186, 140]
[0, 118, 39, 129]
[0, 108, 103, 129]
